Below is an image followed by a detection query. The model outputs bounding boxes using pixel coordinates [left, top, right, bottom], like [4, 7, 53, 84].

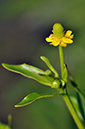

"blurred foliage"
[0, 122, 11, 129]
[0, 0, 85, 129]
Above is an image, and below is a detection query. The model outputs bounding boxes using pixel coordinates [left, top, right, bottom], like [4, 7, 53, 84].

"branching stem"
[58, 46, 85, 129]
[63, 92, 84, 129]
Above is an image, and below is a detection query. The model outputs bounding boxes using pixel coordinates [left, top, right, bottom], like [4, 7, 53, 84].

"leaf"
[76, 93, 85, 121]
[69, 72, 85, 121]
[70, 96, 85, 122]
[68, 71, 85, 101]
[2, 63, 54, 86]
[15, 92, 62, 107]
[40, 56, 59, 78]
[62, 64, 68, 83]
[0, 122, 11, 129]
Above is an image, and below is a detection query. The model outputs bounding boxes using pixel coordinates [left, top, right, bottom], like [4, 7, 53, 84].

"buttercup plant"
[2, 23, 85, 129]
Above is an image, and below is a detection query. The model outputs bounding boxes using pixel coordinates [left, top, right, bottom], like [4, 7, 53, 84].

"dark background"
[0, 0, 85, 129]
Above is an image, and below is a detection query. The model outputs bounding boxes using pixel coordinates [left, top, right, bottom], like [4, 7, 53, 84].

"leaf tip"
[14, 104, 21, 108]
[14, 105, 17, 107]
[2, 63, 5, 67]
[40, 56, 46, 62]
[2, 63, 7, 69]
[40, 56, 43, 60]
[2, 63, 11, 71]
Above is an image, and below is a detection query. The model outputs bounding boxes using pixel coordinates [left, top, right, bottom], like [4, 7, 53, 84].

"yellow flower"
[46, 23, 74, 47]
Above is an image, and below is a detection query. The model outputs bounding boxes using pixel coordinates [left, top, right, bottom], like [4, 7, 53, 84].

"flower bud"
[51, 79, 61, 89]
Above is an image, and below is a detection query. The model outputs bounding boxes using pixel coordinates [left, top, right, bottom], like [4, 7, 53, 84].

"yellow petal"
[62, 37, 73, 43]
[50, 39, 60, 46]
[45, 34, 54, 42]
[65, 30, 72, 37]
[46, 37, 53, 42]
[60, 42, 67, 47]
[69, 34, 74, 39]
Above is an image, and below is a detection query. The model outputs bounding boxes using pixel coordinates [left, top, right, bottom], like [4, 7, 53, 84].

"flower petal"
[62, 37, 73, 43]
[60, 42, 67, 47]
[46, 37, 53, 42]
[69, 34, 74, 39]
[65, 30, 72, 37]
[50, 39, 60, 46]
[45, 34, 54, 42]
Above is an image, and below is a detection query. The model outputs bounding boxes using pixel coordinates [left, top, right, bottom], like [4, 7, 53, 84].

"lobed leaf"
[2, 63, 54, 86]
[15, 92, 62, 107]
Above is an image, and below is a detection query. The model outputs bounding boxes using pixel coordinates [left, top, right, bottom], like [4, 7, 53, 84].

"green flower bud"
[52, 23, 64, 38]
[51, 79, 61, 89]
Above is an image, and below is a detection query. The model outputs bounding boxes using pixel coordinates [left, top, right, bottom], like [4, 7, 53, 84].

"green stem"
[58, 46, 85, 129]
[63, 92, 84, 129]
[59, 46, 64, 78]
[8, 114, 12, 127]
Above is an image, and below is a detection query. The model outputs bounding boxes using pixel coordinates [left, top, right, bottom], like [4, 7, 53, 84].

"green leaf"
[68, 71, 85, 101]
[40, 56, 59, 78]
[76, 93, 85, 121]
[2, 63, 54, 86]
[70, 96, 84, 122]
[0, 122, 11, 129]
[69, 72, 85, 121]
[62, 64, 68, 83]
[15, 92, 62, 107]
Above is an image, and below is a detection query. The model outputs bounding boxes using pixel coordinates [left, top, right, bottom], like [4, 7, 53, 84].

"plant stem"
[58, 46, 85, 129]
[8, 114, 12, 127]
[63, 92, 85, 129]
[59, 46, 64, 78]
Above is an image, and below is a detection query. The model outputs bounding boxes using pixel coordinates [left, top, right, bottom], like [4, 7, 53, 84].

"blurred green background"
[0, 0, 85, 129]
